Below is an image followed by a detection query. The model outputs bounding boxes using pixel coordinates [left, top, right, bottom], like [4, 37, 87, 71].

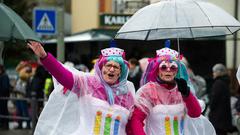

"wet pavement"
[0, 129, 32, 135]
[0, 122, 33, 135]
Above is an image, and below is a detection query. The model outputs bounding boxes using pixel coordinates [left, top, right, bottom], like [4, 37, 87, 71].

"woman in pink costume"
[129, 47, 216, 135]
[28, 41, 135, 135]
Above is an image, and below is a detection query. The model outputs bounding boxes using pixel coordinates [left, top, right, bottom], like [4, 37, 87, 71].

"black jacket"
[208, 75, 232, 130]
[0, 73, 10, 97]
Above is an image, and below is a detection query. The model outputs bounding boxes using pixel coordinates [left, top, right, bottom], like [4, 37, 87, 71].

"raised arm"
[28, 41, 74, 90]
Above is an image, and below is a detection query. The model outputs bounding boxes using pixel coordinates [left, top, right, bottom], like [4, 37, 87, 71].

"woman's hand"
[175, 78, 190, 97]
[27, 41, 47, 59]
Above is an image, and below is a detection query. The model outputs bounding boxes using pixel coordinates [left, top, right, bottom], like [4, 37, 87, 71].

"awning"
[43, 28, 117, 44]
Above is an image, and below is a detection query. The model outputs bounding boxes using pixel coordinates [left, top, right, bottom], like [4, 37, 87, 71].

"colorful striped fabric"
[93, 110, 121, 135]
[94, 111, 102, 135]
[173, 116, 179, 135]
[164, 115, 184, 135]
[165, 116, 171, 135]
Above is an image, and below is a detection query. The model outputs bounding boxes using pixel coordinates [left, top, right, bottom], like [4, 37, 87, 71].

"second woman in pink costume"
[129, 47, 216, 135]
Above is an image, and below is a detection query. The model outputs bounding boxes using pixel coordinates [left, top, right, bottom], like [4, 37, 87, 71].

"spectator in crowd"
[237, 64, 240, 85]
[75, 64, 89, 72]
[28, 64, 49, 115]
[181, 57, 207, 98]
[208, 63, 233, 135]
[234, 87, 240, 132]
[14, 61, 33, 129]
[43, 77, 53, 99]
[128, 58, 142, 90]
[0, 65, 10, 130]
[138, 57, 148, 73]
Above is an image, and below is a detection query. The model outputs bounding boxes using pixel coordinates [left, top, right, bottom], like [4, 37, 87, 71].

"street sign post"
[33, 8, 56, 35]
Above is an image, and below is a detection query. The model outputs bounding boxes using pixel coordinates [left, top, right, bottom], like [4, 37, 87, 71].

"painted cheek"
[158, 73, 164, 79]
[103, 70, 108, 75]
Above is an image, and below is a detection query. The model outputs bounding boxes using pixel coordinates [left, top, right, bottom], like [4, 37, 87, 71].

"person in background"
[181, 57, 207, 98]
[75, 64, 89, 72]
[43, 77, 53, 99]
[237, 64, 240, 85]
[90, 58, 98, 74]
[128, 58, 142, 90]
[129, 47, 215, 135]
[208, 63, 233, 135]
[28, 41, 135, 135]
[233, 87, 240, 133]
[14, 62, 33, 129]
[138, 57, 149, 73]
[0, 65, 10, 130]
[28, 64, 49, 115]
[234, 65, 240, 133]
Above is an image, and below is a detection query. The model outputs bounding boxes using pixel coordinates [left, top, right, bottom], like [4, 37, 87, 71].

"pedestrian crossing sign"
[33, 8, 56, 35]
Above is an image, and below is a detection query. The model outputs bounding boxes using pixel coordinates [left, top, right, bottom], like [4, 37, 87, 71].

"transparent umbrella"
[115, 0, 240, 41]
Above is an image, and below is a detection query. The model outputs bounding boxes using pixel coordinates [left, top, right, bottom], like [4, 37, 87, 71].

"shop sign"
[100, 14, 132, 27]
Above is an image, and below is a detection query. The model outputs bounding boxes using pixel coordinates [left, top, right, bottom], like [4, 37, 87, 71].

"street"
[0, 129, 31, 135]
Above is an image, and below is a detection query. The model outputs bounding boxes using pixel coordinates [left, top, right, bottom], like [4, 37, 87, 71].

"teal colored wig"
[95, 53, 129, 105]
[107, 56, 128, 82]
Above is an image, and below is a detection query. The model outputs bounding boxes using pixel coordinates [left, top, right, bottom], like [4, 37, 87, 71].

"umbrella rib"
[189, 27, 195, 38]
[192, 0, 213, 26]
[226, 26, 234, 35]
[145, 30, 151, 40]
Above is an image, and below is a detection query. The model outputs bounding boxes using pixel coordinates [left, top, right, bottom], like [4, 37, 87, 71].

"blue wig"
[107, 56, 128, 82]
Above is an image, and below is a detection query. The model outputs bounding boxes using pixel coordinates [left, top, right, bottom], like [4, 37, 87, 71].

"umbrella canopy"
[0, 3, 41, 42]
[115, 0, 240, 40]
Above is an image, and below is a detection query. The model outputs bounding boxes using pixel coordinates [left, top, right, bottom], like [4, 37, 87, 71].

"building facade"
[68, 0, 240, 86]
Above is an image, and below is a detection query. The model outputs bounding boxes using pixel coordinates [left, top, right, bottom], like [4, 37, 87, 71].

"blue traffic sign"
[33, 8, 56, 35]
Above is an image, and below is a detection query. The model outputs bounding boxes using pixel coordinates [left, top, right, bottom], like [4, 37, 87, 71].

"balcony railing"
[114, 0, 150, 14]
[124, 0, 150, 14]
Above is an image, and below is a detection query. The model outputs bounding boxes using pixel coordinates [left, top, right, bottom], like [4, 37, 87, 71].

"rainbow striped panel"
[165, 116, 171, 135]
[173, 116, 179, 135]
[93, 111, 102, 135]
[104, 114, 112, 135]
[180, 115, 184, 134]
[113, 116, 121, 135]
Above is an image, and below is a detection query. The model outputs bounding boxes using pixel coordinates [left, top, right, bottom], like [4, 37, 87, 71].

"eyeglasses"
[104, 64, 121, 71]
[159, 64, 178, 72]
